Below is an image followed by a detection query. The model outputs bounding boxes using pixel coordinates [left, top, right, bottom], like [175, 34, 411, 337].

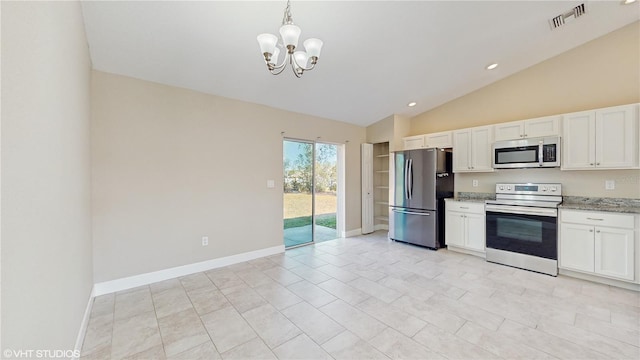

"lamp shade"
[279, 24, 301, 49]
[271, 47, 280, 65]
[293, 51, 309, 69]
[303, 38, 323, 58]
[257, 33, 278, 55]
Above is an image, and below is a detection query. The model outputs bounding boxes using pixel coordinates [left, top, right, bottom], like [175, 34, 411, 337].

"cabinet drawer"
[447, 201, 485, 214]
[561, 210, 634, 229]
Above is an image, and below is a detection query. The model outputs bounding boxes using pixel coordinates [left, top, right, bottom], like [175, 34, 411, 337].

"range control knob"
[542, 186, 548, 192]
[550, 186, 557, 192]
[507, 186, 512, 191]
[499, 185, 504, 190]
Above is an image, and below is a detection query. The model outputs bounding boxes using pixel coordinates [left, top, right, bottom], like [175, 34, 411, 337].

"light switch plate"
[605, 180, 615, 190]
[267, 180, 275, 188]
[472, 179, 479, 187]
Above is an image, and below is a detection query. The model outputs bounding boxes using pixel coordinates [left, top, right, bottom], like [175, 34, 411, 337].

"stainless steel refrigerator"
[389, 148, 454, 249]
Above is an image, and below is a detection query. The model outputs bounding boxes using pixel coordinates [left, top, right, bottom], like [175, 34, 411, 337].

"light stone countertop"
[559, 203, 640, 215]
[444, 198, 488, 204]
[560, 196, 640, 215]
[444, 194, 640, 214]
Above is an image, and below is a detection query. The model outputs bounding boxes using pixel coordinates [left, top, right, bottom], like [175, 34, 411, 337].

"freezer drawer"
[389, 207, 438, 248]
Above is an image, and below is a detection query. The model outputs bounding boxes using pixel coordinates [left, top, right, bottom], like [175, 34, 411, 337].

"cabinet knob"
[596, 163, 600, 166]
[596, 230, 600, 233]
[590, 163, 594, 166]
[589, 229, 593, 232]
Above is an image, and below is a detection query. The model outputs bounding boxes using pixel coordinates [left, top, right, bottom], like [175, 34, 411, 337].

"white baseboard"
[93, 245, 284, 296]
[342, 228, 362, 238]
[445, 245, 486, 258]
[559, 268, 640, 291]
[374, 224, 389, 231]
[74, 286, 95, 359]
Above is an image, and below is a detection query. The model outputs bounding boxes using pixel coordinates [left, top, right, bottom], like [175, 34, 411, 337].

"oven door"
[485, 205, 558, 260]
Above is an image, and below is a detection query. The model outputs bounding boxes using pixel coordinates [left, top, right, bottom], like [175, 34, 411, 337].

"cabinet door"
[594, 227, 634, 281]
[562, 111, 596, 169]
[361, 143, 374, 234]
[424, 131, 453, 148]
[403, 135, 425, 150]
[465, 213, 485, 252]
[445, 211, 465, 247]
[559, 223, 595, 272]
[470, 126, 494, 171]
[452, 130, 471, 172]
[595, 104, 639, 169]
[524, 115, 561, 138]
[494, 121, 524, 141]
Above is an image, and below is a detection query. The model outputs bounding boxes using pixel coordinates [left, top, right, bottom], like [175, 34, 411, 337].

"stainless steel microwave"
[492, 136, 560, 169]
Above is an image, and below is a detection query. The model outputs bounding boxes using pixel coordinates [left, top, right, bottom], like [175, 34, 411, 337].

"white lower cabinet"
[445, 201, 485, 255]
[595, 227, 634, 280]
[559, 209, 636, 282]
[559, 223, 595, 273]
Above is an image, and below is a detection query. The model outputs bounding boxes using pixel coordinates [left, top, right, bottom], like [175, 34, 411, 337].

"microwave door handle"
[538, 141, 544, 167]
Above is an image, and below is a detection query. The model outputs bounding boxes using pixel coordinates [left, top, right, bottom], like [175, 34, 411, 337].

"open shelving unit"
[373, 142, 390, 230]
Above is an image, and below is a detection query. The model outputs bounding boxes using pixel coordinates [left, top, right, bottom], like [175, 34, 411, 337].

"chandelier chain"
[282, 0, 294, 25]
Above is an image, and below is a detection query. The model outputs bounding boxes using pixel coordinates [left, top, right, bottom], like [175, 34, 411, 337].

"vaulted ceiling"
[81, 1, 640, 126]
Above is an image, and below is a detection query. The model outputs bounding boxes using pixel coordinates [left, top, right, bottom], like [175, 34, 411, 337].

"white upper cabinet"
[403, 131, 452, 150]
[562, 104, 639, 170]
[402, 135, 425, 150]
[494, 115, 561, 142]
[452, 125, 494, 172]
[424, 131, 453, 148]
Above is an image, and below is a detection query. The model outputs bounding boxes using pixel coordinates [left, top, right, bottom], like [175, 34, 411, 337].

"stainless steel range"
[485, 183, 562, 276]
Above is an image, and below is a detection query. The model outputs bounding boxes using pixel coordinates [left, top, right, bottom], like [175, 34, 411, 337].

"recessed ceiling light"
[486, 63, 499, 70]
[623, 0, 636, 4]
[408, 102, 417, 107]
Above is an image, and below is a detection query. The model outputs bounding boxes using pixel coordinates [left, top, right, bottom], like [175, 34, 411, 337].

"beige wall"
[366, 115, 394, 145]
[91, 71, 366, 282]
[1, 1, 93, 351]
[411, 21, 640, 134]
[409, 21, 640, 199]
[366, 114, 410, 152]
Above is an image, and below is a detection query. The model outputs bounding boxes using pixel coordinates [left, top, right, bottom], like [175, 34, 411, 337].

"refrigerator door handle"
[404, 159, 409, 200]
[408, 158, 413, 199]
[392, 208, 431, 216]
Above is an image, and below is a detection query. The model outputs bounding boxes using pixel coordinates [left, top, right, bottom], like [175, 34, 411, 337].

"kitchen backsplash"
[455, 168, 640, 199]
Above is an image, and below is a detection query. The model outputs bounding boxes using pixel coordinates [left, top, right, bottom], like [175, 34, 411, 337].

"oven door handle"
[485, 205, 557, 217]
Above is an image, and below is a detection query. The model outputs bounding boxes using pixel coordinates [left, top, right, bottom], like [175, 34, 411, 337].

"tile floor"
[81, 231, 640, 360]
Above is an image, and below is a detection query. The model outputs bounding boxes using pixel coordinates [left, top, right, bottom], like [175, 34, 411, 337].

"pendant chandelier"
[257, 0, 323, 78]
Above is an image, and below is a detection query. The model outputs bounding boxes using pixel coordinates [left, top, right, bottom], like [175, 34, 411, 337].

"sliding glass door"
[283, 140, 314, 247]
[283, 140, 338, 248]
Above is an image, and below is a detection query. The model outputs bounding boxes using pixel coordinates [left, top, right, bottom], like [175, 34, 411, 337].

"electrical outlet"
[472, 179, 479, 187]
[605, 180, 615, 190]
[267, 180, 275, 188]
[202, 236, 209, 246]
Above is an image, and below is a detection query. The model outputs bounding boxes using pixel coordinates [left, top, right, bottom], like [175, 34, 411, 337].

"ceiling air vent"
[550, 3, 587, 29]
